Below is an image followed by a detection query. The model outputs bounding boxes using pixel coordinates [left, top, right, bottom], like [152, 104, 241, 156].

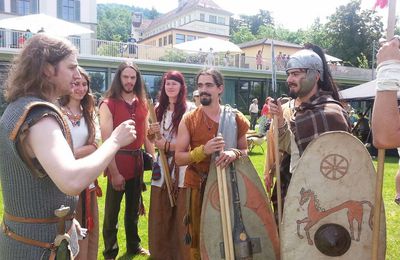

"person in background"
[256, 50, 263, 70]
[249, 98, 259, 130]
[0, 33, 136, 259]
[354, 111, 370, 144]
[99, 61, 154, 259]
[147, 70, 190, 259]
[58, 67, 101, 260]
[259, 97, 272, 135]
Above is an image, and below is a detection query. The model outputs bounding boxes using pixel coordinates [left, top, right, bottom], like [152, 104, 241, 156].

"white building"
[135, 0, 232, 47]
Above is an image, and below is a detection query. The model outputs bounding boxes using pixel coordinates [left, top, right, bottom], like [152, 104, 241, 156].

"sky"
[96, 0, 397, 31]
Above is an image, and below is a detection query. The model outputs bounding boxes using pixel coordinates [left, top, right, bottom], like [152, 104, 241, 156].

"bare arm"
[27, 116, 136, 196]
[372, 38, 400, 148]
[175, 117, 192, 166]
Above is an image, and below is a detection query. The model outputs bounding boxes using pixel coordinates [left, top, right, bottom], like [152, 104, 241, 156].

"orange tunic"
[183, 107, 249, 188]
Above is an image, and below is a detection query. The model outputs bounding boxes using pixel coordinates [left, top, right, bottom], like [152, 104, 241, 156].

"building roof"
[237, 38, 302, 49]
[144, 0, 232, 31]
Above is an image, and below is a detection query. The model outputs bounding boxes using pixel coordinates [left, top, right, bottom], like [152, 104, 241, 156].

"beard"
[288, 88, 298, 99]
[199, 92, 212, 106]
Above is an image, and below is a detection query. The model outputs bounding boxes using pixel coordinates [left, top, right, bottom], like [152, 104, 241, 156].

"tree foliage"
[324, 0, 383, 67]
[97, 4, 161, 42]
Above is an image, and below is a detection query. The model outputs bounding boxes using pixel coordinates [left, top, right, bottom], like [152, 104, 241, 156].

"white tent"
[0, 14, 93, 37]
[174, 37, 242, 53]
[340, 80, 400, 101]
[325, 54, 342, 62]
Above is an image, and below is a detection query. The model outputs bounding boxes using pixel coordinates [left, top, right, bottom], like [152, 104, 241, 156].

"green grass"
[0, 144, 399, 259]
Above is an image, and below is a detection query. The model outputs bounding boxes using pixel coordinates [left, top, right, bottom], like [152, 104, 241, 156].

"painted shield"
[200, 156, 280, 260]
[281, 131, 386, 259]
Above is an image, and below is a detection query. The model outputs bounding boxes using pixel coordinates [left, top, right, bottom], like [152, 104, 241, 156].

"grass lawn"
[0, 144, 399, 259]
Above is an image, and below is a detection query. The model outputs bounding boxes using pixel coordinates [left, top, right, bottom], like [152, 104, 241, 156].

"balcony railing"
[0, 29, 374, 81]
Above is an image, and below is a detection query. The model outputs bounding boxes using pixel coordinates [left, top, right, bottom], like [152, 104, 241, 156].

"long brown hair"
[4, 34, 77, 102]
[156, 71, 187, 135]
[59, 67, 96, 143]
[103, 61, 147, 105]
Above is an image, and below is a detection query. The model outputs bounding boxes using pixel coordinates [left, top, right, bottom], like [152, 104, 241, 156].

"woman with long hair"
[148, 70, 190, 259]
[59, 67, 101, 260]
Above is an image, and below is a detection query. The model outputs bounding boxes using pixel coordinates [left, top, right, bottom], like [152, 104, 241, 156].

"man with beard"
[175, 68, 249, 259]
[267, 44, 351, 219]
[99, 61, 154, 259]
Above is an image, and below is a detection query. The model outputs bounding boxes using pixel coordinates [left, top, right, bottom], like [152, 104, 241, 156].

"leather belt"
[117, 149, 142, 156]
[1, 221, 56, 250]
[4, 212, 74, 224]
[1, 211, 74, 249]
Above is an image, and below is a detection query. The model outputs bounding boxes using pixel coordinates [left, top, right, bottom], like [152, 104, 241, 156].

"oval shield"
[281, 131, 386, 259]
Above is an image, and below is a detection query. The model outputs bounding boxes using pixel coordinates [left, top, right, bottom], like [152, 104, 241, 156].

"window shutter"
[57, 0, 62, 18]
[11, 0, 17, 13]
[75, 1, 80, 22]
[0, 0, 4, 12]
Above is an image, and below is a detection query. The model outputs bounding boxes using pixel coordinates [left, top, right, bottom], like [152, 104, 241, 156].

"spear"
[372, 0, 396, 259]
[147, 99, 176, 207]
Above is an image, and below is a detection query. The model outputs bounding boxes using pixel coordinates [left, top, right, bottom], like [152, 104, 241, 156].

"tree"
[96, 4, 161, 41]
[230, 10, 274, 35]
[324, 0, 383, 67]
[231, 26, 256, 44]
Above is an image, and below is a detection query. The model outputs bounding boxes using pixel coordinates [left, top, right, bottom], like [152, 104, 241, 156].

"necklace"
[63, 106, 82, 127]
[120, 94, 136, 119]
[202, 110, 215, 131]
[162, 111, 173, 132]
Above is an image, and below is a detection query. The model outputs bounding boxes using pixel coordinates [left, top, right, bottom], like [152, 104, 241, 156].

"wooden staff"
[372, 1, 396, 258]
[273, 115, 282, 230]
[216, 164, 234, 259]
[147, 99, 175, 207]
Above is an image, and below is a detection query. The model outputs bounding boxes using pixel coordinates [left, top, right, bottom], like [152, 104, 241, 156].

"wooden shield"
[200, 156, 280, 260]
[281, 131, 386, 260]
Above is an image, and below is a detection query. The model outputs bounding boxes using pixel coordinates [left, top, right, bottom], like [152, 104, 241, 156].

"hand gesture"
[110, 119, 136, 148]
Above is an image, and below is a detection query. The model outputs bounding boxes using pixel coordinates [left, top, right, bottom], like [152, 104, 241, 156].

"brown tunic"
[183, 107, 249, 188]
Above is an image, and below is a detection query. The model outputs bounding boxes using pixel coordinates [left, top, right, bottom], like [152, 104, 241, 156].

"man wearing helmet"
[267, 44, 351, 212]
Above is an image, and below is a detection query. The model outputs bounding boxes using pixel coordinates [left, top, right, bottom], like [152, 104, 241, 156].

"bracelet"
[189, 145, 207, 163]
[376, 60, 400, 91]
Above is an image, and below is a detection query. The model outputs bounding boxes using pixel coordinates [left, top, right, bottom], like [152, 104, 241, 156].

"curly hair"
[4, 34, 77, 102]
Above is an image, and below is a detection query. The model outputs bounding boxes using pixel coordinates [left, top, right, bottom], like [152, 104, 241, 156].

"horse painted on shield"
[296, 188, 374, 245]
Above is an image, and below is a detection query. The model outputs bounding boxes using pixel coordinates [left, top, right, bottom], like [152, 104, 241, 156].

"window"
[57, 0, 80, 22]
[168, 35, 172, 44]
[11, 0, 38, 14]
[218, 16, 225, 25]
[200, 13, 205, 21]
[209, 15, 217, 24]
[158, 38, 162, 46]
[163, 36, 167, 45]
[176, 34, 185, 44]
[187, 35, 196, 41]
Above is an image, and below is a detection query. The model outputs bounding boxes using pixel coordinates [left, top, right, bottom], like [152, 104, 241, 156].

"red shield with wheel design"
[281, 131, 386, 260]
